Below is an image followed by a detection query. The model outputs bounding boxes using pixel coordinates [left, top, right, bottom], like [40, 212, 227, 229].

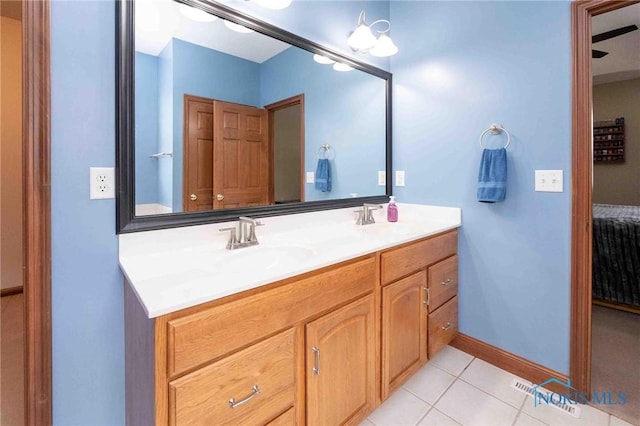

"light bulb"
[224, 20, 254, 34]
[370, 33, 398, 57]
[347, 24, 377, 51]
[179, 4, 218, 23]
[313, 54, 335, 65]
[333, 63, 353, 72]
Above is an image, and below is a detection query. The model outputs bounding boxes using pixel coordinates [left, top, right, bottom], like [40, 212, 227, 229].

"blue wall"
[51, 0, 124, 424]
[134, 52, 159, 205]
[260, 47, 386, 200]
[390, 1, 572, 373]
[50, 0, 573, 424]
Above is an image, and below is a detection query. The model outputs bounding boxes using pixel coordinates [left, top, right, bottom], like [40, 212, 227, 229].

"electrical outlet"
[90, 167, 115, 199]
[306, 171, 315, 184]
[395, 170, 405, 187]
[378, 171, 386, 186]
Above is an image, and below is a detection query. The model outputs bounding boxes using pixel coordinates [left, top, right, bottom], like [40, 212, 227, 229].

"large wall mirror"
[116, 0, 392, 233]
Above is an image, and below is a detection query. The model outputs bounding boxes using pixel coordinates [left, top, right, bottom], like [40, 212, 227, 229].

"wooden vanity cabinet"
[125, 255, 377, 426]
[126, 229, 459, 425]
[380, 230, 458, 399]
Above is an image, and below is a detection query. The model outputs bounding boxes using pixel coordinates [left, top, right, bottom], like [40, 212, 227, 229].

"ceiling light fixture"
[224, 20, 254, 33]
[347, 10, 398, 57]
[179, 4, 218, 23]
[251, 0, 293, 10]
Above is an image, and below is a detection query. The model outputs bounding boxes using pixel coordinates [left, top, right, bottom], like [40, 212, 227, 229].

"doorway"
[589, 4, 640, 423]
[0, 0, 52, 424]
[570, 0, 639, 415]
[265, 94, 305, 205]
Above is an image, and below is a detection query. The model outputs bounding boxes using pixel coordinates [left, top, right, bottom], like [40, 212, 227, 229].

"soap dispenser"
[387, 196, 398, 222]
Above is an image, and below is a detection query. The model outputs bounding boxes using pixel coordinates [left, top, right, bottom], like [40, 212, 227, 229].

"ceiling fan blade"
[592, 49, 609, 58]
[592, 24, 639, 43]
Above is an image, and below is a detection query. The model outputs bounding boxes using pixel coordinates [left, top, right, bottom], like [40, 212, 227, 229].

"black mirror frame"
[116, 0, 392, 233]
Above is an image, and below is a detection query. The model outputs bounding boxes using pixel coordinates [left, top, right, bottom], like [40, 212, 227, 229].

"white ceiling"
[135, 0, 290, 63]
[592, 3, 640, 84]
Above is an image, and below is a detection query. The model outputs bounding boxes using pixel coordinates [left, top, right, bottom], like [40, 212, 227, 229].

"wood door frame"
[22, 0, 52, 424]
[265, 94, 305, 205]
[570, 0, 639, 395]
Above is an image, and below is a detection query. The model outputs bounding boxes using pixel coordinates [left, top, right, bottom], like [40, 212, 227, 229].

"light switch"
[395, 170, 405, 187]
[535, 170, 563, 192]
[306, 171, 315, 184]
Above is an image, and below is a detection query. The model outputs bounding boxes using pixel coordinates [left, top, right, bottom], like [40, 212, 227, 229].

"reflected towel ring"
[479, 124, 511, 149]
[317, 144, 335, 160]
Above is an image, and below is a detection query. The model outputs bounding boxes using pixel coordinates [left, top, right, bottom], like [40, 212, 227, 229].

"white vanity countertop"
[119, 203, 461, 318]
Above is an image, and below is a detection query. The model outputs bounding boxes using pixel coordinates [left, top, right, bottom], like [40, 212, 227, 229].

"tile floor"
[361, 346, 634, 426]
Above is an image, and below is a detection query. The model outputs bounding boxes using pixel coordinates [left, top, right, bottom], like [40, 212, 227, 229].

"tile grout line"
[409, 355, 476, 425]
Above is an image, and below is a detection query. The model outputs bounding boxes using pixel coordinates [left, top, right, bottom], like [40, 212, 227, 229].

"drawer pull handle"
[423, 287, 429, 305]
[228, 385, 260, 408]
[442, 322, 453, 331]
[441, 278, 453, 286]
[312, 346, 320, 375]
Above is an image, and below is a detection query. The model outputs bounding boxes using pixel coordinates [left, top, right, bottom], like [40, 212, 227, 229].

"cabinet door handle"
[228, 385, 260, 408]
[440, 278, 453, 286]
[442, 322, 453, 331]
[423, 287, 429, 305]
[312, 346, 320, 375]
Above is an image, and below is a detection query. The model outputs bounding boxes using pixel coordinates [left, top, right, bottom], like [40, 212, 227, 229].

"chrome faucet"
[355, 203, 383, 225]
[219, 216, 264, 250]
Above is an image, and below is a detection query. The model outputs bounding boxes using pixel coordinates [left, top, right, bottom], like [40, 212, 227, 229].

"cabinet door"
[381, 271, 428, 399]
[306, 295, 375, 426]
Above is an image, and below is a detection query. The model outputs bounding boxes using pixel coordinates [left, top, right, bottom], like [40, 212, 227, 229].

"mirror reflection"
[134, 0, 387, 215]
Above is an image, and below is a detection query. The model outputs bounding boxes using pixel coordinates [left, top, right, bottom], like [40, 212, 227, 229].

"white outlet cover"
[90, 167, 115, 199]
[306, 171, 315, 184]
[378, 171, 386, 186]
[395, 170, 405, 187]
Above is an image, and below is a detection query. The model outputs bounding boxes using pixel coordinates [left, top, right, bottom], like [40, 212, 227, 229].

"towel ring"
[317, 144, 335, 160]
[479, 124, 511, 149]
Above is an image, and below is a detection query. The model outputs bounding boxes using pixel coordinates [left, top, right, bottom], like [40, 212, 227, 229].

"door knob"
[216, 194, 225, 201]
[190, 194, 198, 201]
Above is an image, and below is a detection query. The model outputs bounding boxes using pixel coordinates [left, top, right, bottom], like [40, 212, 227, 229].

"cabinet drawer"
[428, 296, 458, 358]
[168, 329, 296, 426]
[167, 256, 375, 376]
[427, 255, 458, 312]
[381, 231, 457, 285]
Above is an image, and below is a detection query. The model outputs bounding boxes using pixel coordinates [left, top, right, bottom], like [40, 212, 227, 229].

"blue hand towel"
[314, 158, 332, 192]
[477, 148, 507, 203]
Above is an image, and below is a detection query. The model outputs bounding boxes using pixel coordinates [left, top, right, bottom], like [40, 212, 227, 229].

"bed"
[592, 203, 640, 309]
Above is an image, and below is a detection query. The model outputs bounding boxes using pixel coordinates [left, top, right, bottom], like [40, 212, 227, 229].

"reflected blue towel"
[477, 148, 507, 203]
[314, 158, 332, 192]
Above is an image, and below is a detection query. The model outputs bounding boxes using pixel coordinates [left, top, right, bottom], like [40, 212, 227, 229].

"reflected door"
[184, 95, 214, 212]
[213, 100, 269, 209]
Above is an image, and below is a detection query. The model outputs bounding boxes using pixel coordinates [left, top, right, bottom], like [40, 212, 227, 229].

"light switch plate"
[378, 171, 386, 186]
[535, 170, 563, 192]
[306, 171, 315, 184]
[395, 170, 405, 187]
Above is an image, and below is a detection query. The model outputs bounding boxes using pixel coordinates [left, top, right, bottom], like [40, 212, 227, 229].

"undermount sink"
[211, 243, 317, 273]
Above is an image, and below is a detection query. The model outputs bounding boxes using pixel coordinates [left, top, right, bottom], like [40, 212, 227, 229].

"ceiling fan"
[592, 24, 639, 58]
